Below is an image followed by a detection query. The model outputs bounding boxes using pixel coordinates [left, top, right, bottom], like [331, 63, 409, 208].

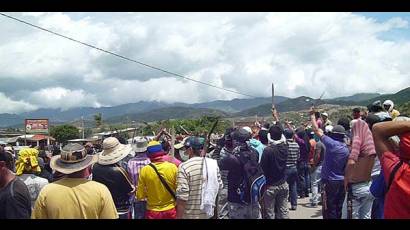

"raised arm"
[372, 121, 410, 158]
[310, 107, 323, 138]
[272, 106, 279, 123]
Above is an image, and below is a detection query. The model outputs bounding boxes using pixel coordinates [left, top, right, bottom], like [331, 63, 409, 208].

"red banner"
[25, 119, 49, 134]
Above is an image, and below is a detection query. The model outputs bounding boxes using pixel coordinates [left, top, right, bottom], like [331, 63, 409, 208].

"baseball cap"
[183, 136, 205, 150]
[232, 128, 252, 143]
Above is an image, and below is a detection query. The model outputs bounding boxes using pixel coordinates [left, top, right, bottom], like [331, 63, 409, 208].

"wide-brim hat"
[50, 143, 98, 175]
[50, 154, 97, 175]
[175, 137, 189, 150]
[99, 137, 133, 165]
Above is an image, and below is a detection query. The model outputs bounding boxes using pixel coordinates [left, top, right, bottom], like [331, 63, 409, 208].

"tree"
[94, 113, 102, 128]
[50, 125, 80, 144]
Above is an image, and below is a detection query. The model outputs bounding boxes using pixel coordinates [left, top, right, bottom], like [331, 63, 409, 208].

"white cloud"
[28, 87, 99, 110]
[0, 93, 37, 113]
[0, 12, 409, 114]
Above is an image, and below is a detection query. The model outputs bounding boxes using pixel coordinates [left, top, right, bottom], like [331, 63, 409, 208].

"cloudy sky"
[0, 12, 409, 114]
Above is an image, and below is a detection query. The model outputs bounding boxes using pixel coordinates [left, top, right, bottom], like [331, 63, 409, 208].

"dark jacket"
[92, 163, 134, 211]
[260, 143, 288, 186]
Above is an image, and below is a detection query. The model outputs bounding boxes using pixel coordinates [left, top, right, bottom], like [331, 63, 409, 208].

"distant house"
[1, 134, 55, 147]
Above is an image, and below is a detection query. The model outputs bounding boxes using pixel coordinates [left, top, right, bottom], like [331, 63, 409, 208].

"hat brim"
[174, 143, 184, 150]
[50, 154, 97, 175]
[133, 146, 148, 153]
[98, 144, 132, 165]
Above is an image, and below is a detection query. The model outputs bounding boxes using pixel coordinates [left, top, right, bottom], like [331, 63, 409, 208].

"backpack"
[233, 144, 266, 205]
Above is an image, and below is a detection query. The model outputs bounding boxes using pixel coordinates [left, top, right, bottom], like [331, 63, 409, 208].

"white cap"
[325, 125, 333, 133]
[321, 112, 328, 117]
[242, 126, 252, 134]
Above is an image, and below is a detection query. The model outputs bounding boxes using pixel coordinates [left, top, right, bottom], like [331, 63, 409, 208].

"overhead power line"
[0, 13, 257, 98]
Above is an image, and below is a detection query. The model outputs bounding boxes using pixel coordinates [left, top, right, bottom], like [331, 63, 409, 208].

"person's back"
[92, 164, 134, 212]
[137, 161, 177, 212]
[321, 135, 349, 181]
[15, 148, 49, 209]
[18, 174, 48, 209]
[286, 140, 299, 169]
[32, 178, 118, 219]
[177, 156, 222, 219]
[261, 143, 289, 186]
[0, 177, 31, 219]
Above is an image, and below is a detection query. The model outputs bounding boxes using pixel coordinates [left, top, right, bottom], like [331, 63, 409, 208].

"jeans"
[285, 167, 298, 207]
[297, 161, 310, 196]
[217, 187, 229, 219]
[342, 181, 374, 219]
[310, 165, 322, 205]
[262, 182, 289, 219]
[322, 180, 345, 219]
[133, 201, 147, 219]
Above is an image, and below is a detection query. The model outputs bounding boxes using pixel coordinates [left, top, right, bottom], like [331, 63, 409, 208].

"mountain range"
[0, 87, 408, 128]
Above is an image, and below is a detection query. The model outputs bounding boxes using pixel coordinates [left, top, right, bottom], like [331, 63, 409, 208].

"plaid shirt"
[127, 154, 151, 187]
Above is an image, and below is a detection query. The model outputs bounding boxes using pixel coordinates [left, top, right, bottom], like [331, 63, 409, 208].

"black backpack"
[233, 144, 266, 205]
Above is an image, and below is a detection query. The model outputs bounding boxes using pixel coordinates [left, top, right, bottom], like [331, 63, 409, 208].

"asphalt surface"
[288, 196, 323, 219]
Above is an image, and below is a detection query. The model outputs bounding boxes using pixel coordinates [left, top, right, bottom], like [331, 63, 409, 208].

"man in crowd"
[0, 149, 31, 219]
[372, 120, 410, 218]
[260, 107, 289, 219]
[176, 136, 223, 219]
[127, 138, 151, 219]
[259, 123, 270, 146]
[309, 135, 325, 208]
[321, 112, 333, 128]
[342, 119, 376, 219]
[92, 137, 135, 219]
[211, 128, 235, 219]
[283, 128, 299, 211]
[383, 100, 400, 120]
[136, 141, 178, 219]
[15, 148, 49, 209]
[294, 128, 311, 198]
[32, 143, 118, 219]
[310, 107, 349, 219]
[219, 128, 262, 219]
[352, 108, 361, 120]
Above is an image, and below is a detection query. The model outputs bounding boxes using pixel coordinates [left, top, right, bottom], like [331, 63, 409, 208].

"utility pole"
[82, 116, 85, 139]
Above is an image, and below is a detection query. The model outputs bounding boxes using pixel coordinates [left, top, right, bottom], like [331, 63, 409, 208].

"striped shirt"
[176, 157, 222, 219]
[127, 154, 151, 187]
[286, 140, 300, 168]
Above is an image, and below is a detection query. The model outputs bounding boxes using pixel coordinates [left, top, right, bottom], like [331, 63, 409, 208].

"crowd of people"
[0, 98, 409, 219]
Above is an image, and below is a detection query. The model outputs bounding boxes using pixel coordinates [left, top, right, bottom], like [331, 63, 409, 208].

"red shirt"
[382, 151, 410, 219]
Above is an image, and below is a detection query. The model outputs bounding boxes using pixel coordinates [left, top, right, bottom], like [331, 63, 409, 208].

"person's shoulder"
[86, 180, 112, 191]
[35, 176, 49, 185]
[13, 177, 29, 190]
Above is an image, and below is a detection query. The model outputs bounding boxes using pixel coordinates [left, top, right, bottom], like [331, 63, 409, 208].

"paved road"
[288, 197, 323, 219]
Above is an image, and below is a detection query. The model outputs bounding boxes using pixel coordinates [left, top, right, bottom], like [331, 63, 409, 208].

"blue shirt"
[249, 139, 266, 163]
[320, 135, 349, 181]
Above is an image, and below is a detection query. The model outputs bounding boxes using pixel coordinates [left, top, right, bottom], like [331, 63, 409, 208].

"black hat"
[365, 114, 381, 130]
[283, 128, 294, 139]
[232, 128, 251, 143]
[331, 125, 346, 135]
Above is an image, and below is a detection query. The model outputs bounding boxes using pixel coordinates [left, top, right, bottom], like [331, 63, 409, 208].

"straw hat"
[50, 143, 97, 175]
[98, 137, 132, 165]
